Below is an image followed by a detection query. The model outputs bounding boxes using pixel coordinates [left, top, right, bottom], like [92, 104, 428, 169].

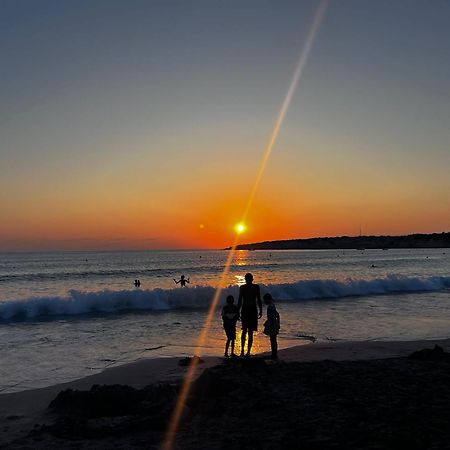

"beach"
[2, 338, 450, 449]
[1, 249, 450, 449]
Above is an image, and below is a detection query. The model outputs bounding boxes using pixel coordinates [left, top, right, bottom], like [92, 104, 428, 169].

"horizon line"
[1, 230, 449, 254]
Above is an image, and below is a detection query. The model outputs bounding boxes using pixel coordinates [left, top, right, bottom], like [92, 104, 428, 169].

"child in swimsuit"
[263, 293, 280, 359]
[221, 295, 239, 358]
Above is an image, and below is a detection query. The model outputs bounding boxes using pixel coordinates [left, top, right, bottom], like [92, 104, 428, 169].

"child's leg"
[270, 335, 278, 359]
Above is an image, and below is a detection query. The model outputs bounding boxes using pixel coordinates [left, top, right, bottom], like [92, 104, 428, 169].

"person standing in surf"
[173, 275, 190, 287]
[237, 273, 262, 357]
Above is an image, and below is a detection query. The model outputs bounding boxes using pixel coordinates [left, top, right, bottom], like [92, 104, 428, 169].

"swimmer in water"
[173, 275, 190, 287]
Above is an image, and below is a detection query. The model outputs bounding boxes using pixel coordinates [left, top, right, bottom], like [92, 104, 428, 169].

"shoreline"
[1, 337, 450, 448]
[2, 338, 450, 407]
[3, 336, 450, 401]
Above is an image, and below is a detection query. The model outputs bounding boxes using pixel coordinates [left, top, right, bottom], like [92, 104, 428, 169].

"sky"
[1, 0, 449, 251]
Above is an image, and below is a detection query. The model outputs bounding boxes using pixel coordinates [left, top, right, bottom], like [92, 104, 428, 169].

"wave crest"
[1, 275, 449, 321]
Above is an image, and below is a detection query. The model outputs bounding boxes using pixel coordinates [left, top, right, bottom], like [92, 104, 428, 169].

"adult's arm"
[237, 286, 243, 315]
[256, 285, 262, 319]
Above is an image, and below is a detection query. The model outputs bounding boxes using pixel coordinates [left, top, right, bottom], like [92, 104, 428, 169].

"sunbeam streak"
[241, 0, 329, 224]
[162, 2, 329, 449]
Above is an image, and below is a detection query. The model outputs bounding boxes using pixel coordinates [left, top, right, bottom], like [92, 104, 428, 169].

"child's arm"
[173, 279, 179, 284]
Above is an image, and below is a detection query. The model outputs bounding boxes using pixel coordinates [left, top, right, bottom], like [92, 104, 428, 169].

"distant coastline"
[229, 232, 450, 250]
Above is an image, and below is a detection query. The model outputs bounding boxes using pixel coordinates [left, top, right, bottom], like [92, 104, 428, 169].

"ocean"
[1, 248, 449, 394]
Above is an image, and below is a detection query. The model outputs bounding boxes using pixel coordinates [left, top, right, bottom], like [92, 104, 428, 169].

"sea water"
[0, 248, 449, 393]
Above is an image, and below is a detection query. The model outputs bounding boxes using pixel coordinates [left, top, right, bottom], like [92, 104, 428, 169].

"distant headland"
[228, 232, 450, 251]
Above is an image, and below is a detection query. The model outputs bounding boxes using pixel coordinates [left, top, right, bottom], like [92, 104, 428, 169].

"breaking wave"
[1, 275, 449, 322]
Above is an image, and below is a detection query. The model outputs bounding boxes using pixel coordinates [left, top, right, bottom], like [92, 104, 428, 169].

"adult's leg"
[247, 330, 254, 356]
[225, 338, 230, 357]
[270, 335, 278, 359]
[231, 339, 235, 356]
[241, 326, 248, 356]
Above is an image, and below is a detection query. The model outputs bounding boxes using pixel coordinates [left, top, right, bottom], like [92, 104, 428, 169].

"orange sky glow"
[1, 2, 449, 252]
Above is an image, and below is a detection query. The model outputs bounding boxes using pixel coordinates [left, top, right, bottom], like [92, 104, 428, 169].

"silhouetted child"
[173, 275, 190, 287]
[221, 295, 239, 358]
[263, 293, 280, 359]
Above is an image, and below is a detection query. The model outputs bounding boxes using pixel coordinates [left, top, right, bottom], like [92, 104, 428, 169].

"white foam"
[1, 275, 449, 321]
[266, 275, 450, 300]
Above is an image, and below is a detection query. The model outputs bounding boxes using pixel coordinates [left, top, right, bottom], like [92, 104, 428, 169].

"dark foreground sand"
[1, 339, 450, 449]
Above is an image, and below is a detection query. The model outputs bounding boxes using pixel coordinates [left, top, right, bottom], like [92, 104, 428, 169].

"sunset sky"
[1, 0, 449, 251]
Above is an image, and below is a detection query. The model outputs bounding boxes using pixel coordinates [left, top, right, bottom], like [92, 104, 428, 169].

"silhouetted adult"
[237, 272, 262, 357]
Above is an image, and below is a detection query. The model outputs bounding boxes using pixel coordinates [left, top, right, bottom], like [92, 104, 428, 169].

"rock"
[44, 383, 179, 439]
[178, 355, 204, 367]
[49, 384, 142, 418]
[409, 345, 450, 361]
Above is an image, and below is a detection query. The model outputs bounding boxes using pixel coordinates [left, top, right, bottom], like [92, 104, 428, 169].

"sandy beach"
[2, 338, 450, 449]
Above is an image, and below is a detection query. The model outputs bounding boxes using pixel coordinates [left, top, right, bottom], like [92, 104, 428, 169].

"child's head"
[263, 293, 273, 305]
[226, 295, 234, 305]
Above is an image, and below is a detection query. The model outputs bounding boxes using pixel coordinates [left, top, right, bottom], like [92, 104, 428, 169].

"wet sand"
[1, 338, 450, 449]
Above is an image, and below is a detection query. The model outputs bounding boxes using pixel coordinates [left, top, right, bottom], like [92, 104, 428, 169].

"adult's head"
[244, 273, 253, 284]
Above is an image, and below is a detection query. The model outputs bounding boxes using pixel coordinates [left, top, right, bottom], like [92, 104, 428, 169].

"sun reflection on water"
[234, 250, 248, 267]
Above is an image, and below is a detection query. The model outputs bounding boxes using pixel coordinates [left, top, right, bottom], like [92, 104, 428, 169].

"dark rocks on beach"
[409, 344, 450, 361]
[178, 355, 204, 367]
[49, 384, 143, 418]
[22, 348, 450, 449]
[180, 354, 450, 450]
[44, 383, 178, 441]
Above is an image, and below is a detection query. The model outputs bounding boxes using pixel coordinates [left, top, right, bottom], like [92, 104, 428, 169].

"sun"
[235, 223, 246, 234]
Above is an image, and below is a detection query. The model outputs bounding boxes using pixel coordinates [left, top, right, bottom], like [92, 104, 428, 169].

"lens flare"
[241, 0, 329, 225]
[162, 2, 329, 449]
